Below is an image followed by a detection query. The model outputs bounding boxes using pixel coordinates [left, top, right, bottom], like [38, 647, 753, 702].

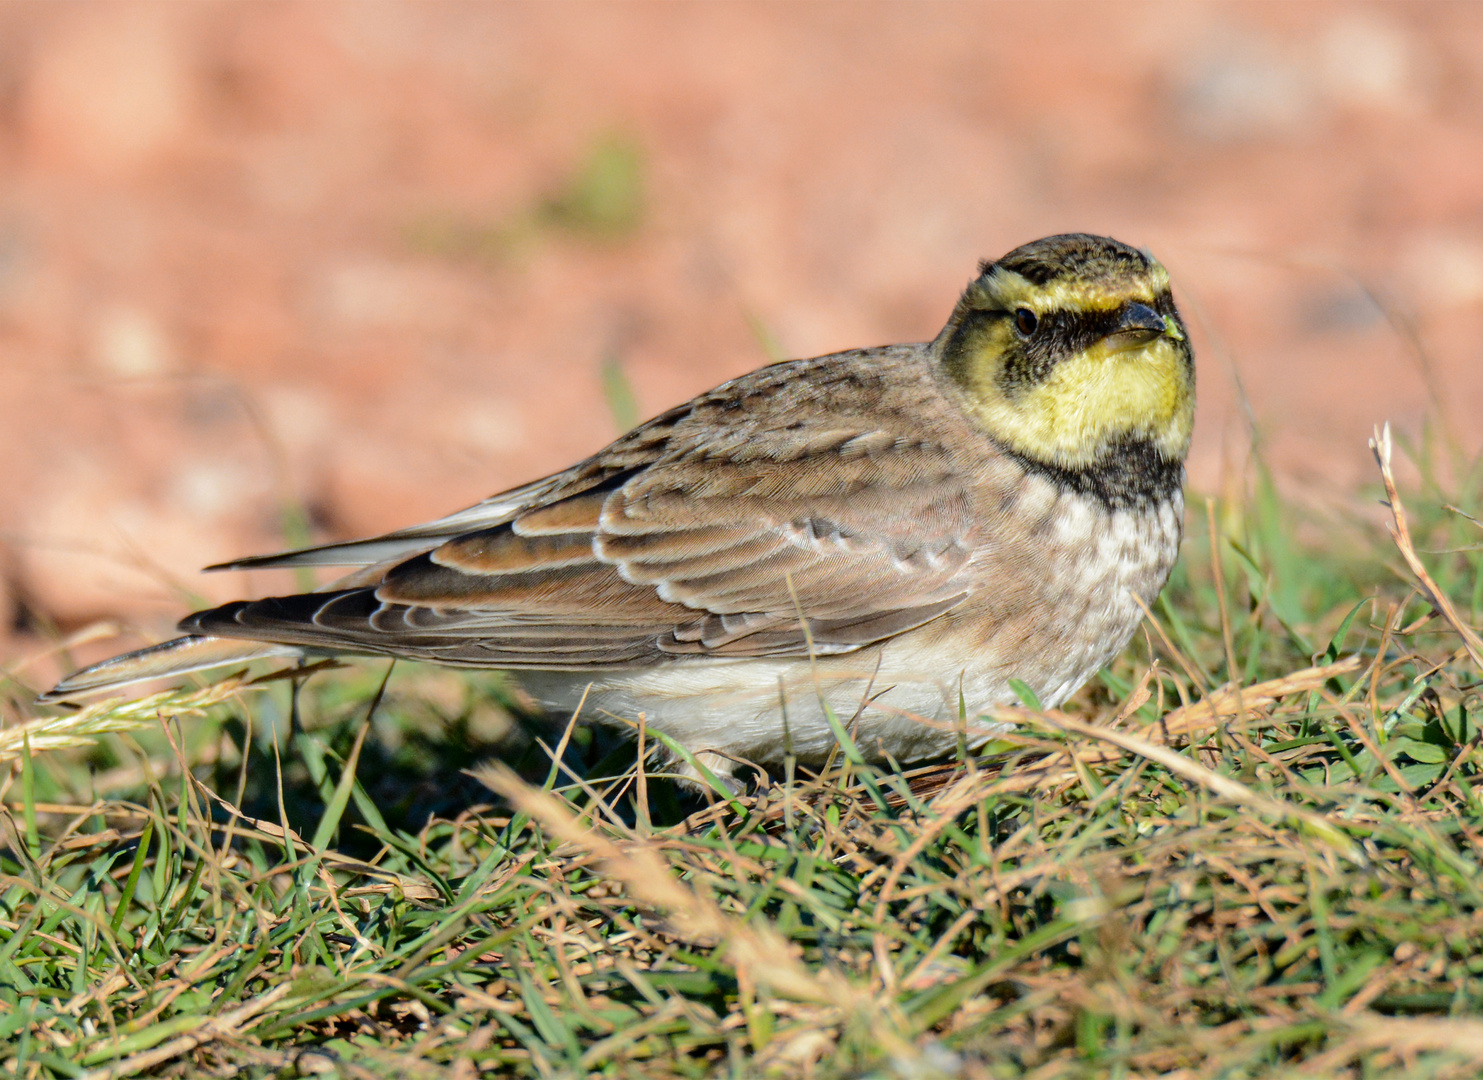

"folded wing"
[184, 355, 988, 667]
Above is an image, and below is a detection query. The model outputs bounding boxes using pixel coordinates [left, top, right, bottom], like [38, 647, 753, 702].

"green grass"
[406, 131, 646, 264]
[6, 429, 1483, 1078]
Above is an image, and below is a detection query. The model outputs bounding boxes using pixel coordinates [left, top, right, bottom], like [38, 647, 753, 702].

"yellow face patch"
[940, 264, 1194, 469]
[958, 335, 1194, 467]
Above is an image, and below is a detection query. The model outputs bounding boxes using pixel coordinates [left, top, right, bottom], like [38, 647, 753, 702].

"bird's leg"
[667, 750, 746, 796]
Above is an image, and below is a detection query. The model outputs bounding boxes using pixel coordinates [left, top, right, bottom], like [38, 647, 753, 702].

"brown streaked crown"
[990, 233, 1156, 288]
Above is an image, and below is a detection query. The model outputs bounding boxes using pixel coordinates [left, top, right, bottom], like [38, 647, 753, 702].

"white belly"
[517, 649, 1009, 769]
[517, 494, 1181, 775]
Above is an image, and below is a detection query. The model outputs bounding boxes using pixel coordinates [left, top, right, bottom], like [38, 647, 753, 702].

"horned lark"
[47, 234, 1194, 787]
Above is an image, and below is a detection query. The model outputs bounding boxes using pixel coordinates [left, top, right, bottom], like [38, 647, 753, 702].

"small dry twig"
[1371, 422, 1483, 670]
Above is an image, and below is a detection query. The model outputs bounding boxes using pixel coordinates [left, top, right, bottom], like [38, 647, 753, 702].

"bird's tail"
[39, 635, 301, 704]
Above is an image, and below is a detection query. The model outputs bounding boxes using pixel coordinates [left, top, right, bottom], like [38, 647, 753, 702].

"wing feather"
[205, 475, 572, 570]
[179, 347, 1008, 666]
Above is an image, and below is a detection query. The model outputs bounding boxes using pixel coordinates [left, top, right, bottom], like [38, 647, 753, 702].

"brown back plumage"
[178, 344, 999, 668]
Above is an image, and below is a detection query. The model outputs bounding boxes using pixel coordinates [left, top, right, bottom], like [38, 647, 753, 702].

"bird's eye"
[1014, 308, 1038, 336]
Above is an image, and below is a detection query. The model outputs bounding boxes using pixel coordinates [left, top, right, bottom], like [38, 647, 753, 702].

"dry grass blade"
[1306, 1014, 1483, 1071]
[77, 982, 292, 1080]
[1001, 706, 1365, 862]
[481, 763, 849, 1009]
[0, 679, 259, 763]
[0, 712, 153, 761]
[895, 658, 1363, 806]
[1372, 421, 1483, 669]
[1152, 655, 1363, 742]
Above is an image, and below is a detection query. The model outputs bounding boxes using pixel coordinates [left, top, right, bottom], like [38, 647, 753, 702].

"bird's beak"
[1103, 302, 1183, 353]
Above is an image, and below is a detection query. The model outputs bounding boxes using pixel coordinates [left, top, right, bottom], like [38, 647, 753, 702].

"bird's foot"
[667, 751, 747, 796]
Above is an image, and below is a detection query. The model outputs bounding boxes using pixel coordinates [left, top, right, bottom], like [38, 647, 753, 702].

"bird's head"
[936, 233, 1194, 471]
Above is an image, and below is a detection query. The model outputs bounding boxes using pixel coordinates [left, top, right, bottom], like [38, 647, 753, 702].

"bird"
[44, 233, 1194, 790]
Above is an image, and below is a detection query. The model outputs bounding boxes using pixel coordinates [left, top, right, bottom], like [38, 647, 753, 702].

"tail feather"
[39, 636, 301, 703]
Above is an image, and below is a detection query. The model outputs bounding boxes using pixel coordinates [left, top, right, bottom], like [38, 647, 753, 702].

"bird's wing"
[183, 351, 1002, 666]
[205, 474, 571, 570]
[203, 394, 709, 573]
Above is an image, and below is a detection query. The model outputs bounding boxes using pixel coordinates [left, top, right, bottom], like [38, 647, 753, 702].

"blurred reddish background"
[2, 1, 1482, 684]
